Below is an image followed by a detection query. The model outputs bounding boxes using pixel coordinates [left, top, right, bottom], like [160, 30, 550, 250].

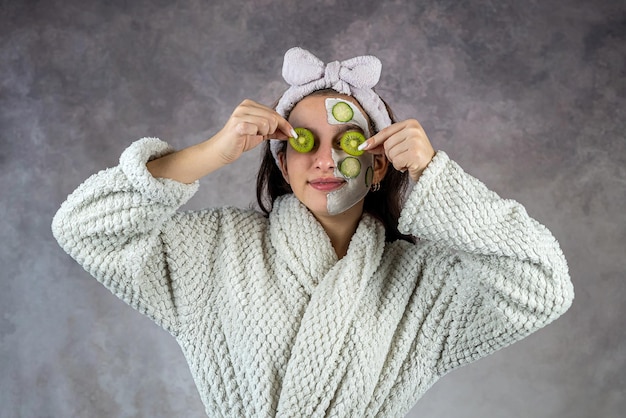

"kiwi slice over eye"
[289, 127, 315, 153]
[340, 131, 366, 156]
[332, 102, 354, 122]
[339, 157, 361, 179]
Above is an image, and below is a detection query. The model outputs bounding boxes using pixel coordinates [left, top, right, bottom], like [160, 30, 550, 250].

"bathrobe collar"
[269, 193, 386, 416]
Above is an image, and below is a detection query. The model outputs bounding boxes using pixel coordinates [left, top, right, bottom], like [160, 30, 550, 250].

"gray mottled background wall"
[1, 0, 624, 417]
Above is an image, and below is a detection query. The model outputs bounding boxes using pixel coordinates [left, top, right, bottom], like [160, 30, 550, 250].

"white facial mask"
[325, 98, 374, 215]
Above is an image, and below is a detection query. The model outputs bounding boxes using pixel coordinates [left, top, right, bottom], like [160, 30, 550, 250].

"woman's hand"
[147, 99, 294, 184]
[213, 99, 295, 165]
[360, 119, 435, 182]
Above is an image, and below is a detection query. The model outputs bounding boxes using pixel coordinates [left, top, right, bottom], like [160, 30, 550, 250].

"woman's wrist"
[146, 137, 225, 184]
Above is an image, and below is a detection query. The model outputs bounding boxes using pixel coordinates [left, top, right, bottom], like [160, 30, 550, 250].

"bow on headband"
[271, 47, 393, 165]
[281, 47, 383, 95]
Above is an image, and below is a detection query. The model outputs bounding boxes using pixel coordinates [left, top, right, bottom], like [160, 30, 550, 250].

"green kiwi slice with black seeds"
[340, 131, 366, 156]
[332, 102, 354, 122]
[339, 157, 361, 179]
[289, 127, 315, 153]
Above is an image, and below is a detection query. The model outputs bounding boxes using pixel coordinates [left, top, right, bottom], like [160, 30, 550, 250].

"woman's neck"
[314, 203, 364, 259]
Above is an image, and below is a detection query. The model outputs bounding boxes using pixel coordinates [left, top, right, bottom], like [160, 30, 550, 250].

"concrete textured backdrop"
[1, 0, 624, 417]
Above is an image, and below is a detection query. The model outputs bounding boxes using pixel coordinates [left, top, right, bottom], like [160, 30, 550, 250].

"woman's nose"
[313, 140, 335, 170]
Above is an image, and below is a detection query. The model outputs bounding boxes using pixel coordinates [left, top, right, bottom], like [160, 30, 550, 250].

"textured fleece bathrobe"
[52, 137, 574, 417]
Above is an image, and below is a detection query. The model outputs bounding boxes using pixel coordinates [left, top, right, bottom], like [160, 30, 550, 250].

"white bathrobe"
[52, 137, 574, 417]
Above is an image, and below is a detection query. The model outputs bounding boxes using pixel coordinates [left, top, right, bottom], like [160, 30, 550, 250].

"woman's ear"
[277, 151, 290, 184]
[373, 154, 388, 184]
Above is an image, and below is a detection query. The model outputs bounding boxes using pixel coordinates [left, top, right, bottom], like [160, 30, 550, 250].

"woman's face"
[278, 94, 382, 218]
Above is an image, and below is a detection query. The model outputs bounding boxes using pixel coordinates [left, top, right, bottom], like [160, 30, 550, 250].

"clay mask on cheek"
[325, 98, 374, 215]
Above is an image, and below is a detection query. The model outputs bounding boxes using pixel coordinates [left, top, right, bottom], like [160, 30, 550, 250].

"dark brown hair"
[256, 89, 414, 243]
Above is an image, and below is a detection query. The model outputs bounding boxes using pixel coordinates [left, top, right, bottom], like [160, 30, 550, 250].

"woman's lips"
[309, 178, 346, 192]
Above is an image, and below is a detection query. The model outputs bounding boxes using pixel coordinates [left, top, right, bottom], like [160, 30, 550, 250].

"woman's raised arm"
[146, 99, 295, 183]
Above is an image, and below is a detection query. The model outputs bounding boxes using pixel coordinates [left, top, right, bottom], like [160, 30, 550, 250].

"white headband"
[270, 47, 392, 163]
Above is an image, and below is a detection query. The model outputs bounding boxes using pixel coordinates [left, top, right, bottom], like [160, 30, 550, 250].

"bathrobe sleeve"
[397, 151, 574, 375]
[51, 138, 201, 334]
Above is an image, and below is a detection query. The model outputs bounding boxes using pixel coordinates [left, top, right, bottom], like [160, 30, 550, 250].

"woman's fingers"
[361, 119, 435, 181]
[213, 99, 295, 165]
[234, 99, 295, 139]
[359, 122, 406, 154]
[271, 111, 297, 139]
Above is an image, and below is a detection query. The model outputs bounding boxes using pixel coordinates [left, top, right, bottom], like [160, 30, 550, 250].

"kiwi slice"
[332, 102, 354, 122]
[339, 157, 361, 179]
[340, 131, 366, 156]
[289, 127, 314, 153]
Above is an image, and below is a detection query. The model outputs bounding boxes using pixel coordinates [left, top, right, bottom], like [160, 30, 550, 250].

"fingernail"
[291, 129, 298, 138]
[357, 141, 369, 151]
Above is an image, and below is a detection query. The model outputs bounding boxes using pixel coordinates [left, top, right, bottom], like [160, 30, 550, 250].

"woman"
[52, 47, 574, 417]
